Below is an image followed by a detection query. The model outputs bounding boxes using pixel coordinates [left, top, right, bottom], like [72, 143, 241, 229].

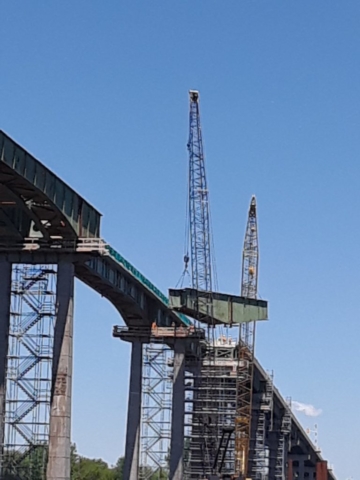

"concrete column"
[123, 341, 143, 480]
[316, 461, 328, 480]
[0, 257, 11, 464]
[47, 262, 75, 480]
[169, 340, 185, 480]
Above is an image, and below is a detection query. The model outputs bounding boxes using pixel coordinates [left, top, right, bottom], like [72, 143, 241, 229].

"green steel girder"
[169, 287, 268, 325]
[0, 130, 101, 240]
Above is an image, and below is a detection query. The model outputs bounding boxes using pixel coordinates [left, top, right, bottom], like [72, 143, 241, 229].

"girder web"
[139, 343, 173, 480]
[2, 264, 57, 479]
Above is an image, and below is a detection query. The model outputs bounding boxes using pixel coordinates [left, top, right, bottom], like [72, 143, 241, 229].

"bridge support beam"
[124, 341, 143, 480]
[169, 340, 186, 480]
[47, 262, 75, 480]
[0, 257, 11, 463]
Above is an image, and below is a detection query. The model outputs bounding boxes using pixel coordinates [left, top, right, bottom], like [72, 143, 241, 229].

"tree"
[112, 456, 124, 480]
[2, 444, 47, 480]
[71, 444, 118, 480]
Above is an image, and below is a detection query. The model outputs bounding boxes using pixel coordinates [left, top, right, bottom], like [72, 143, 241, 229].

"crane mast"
[235, 195, 259, 478]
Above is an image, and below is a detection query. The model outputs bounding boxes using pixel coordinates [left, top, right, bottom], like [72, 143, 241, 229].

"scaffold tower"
[1, 264, 57, 479]
[274, 399, 292, 480]
[251, 369, 274, 480]
[184, 337, 238, 479]
[139, 343, 173, 480]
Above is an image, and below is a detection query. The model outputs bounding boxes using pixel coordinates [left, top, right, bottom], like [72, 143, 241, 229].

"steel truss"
[2, 264, 56, 479]
[139, 343, 173, 480]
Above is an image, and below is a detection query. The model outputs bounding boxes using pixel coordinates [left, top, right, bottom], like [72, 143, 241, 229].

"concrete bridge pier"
[47, 262, 75, 480]
[124, 340, 143, 480]
[0, 256, 11, 464]
[169, 339, 186, 480]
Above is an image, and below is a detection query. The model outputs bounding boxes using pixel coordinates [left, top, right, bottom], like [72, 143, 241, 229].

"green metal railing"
[105, 244, 191, 327]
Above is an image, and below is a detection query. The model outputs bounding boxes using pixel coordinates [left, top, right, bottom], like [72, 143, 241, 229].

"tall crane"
[235, 195, 259, 479]
[185, 90, 218, 475]
[186, 89, 213, 303]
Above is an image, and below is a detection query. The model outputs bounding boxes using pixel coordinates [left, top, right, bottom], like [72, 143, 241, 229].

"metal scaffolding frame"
[2, 264, 56, 479]
[184, 336, 238, 479]
[274, 400, 292, 480]
[139, 342, 173, 480]
[251, 370, 274, 480]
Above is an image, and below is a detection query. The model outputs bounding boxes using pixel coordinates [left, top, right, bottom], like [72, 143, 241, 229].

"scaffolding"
[274, 399, 291, 480]
[251, 370, 274, 480]
[184, 336, 238, 479]
[1, 264, 56, 479]
[139, 342, 173, 480]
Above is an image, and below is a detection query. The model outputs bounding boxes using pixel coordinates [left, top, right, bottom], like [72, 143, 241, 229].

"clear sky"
[1, 2, 359, 478]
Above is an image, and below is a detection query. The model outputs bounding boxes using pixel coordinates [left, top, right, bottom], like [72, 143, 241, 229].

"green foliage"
[1, 444, 165, 480]
[2, 445, 47, 480]
[112, 456, 124, 480]
[71, 444, 116, 480]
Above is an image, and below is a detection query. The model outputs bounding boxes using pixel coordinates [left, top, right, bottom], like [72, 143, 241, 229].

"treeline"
[2, 445, 167, 480]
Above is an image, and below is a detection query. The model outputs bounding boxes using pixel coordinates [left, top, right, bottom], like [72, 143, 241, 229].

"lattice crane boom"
[235, 195, 259, 478]
[187, 90, 212, 296]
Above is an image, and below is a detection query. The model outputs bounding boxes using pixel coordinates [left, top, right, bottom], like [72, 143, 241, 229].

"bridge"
[0, 129, 335, 480]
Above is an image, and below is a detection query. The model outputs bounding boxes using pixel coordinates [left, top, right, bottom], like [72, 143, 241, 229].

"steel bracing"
[139, 343, 173, 479]
[2, 264, 56, 478]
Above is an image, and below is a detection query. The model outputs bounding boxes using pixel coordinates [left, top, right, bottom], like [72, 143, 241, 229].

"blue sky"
[1, 2, 359, 478]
